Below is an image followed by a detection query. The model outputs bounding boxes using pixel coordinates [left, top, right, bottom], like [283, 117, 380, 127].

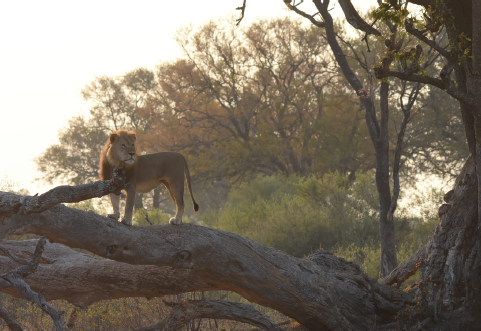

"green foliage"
[334, 241, 422, 284]
[449, 33, 473, 65]
[204, 173, 374, 257]
[202, 172, 440, 265]
[371, 2, 409, 25]
[34, 116, 109, 185]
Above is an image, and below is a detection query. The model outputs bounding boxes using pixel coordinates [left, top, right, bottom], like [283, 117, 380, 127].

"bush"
[202, 172, 440, 259]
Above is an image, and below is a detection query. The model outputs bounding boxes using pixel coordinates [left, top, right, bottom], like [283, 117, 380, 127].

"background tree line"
[35, 15, 466, 268]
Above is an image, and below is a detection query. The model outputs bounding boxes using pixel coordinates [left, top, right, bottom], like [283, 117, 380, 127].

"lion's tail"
[183, 156, 199, 212]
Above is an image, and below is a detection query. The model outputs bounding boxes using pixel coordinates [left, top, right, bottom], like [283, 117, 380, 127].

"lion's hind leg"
[164, 181, 185, 225]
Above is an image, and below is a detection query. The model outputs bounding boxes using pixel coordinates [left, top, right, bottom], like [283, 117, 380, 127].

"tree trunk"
[3, 156, 481, 327]
[377, 80, 398, 278]
[381, 155, 481, 327]
[312, 0, 398, 276]
[1, 204, 411, 329]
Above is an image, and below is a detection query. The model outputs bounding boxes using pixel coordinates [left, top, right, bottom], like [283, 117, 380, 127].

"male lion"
[99, 129, 199, 225]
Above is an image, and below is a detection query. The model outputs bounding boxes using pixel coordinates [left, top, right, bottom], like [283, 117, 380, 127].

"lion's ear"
[128, 133, 136, 142]
[110, 133, 119, 144]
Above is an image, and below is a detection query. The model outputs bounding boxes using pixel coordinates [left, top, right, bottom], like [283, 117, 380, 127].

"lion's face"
[106, 131, 138, 168]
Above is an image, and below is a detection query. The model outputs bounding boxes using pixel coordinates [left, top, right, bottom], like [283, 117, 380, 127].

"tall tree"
[285, 1, 441, 276]
[141, 17, 379, 182]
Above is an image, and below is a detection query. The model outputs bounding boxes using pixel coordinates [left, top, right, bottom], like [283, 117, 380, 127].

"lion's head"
[102, 130, 138, 169]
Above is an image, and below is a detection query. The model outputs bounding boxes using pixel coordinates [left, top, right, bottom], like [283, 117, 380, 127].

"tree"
[285, 0, 438, 277]
[282, 0, 481, 324]
[142, 17, 376, 181]
[1, 153, 480, 328]
[9, 1, 479, 328]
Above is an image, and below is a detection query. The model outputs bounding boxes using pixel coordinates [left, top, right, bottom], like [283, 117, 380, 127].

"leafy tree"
[34, 116, 108, 185]
[140, 17, 375, 181]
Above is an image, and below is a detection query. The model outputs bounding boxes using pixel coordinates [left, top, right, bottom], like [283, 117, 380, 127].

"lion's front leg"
[108, 193, 121, 220]
[122, 184, 136, 226]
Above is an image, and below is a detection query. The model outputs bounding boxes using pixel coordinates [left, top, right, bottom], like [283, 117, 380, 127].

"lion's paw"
[107, 214, 120, 220]
[169, 217, 182, 225]
[121, 218, 132, 226]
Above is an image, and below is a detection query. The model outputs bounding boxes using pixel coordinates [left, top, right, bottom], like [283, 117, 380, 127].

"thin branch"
[0, 167, 127, 218]
[0, 308, 22, 331]
[235, 0, 247, 26]
[374, 66, 474, 105]
[404, 19, 451, 59]
[338, 0, 381, 36]
[286, 2, 325, 28]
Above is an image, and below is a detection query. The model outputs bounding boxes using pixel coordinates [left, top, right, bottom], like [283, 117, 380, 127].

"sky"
[0, 0, 378, 195]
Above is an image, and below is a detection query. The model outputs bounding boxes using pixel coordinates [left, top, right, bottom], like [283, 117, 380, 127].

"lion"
[99, 129, 199, 226]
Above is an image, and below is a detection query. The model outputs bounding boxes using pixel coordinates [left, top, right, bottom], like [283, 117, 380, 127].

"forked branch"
[0, 237, 64, 330]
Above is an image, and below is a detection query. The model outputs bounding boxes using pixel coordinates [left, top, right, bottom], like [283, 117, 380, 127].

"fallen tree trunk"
[0, 239, 217, 307]
[0, 240, 281, 329]
[3, 157, 480, 328]
[1, 205, 412, 329]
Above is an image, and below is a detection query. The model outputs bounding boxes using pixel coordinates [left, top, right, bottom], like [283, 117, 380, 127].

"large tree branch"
[0, 239, 216, 307]
[142, 300, 281, 330]
[404, 19, 451, 59]
[380, 245, 427, 287]
[374, 66, 475, 105]
[338, 0, 381, 36]
[1, 203, 412, 329]
[0, 240, 281, 329]
[0, 167, 126, 218]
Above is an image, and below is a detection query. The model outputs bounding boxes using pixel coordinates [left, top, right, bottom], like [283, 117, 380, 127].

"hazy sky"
[0, 0, 377, 194]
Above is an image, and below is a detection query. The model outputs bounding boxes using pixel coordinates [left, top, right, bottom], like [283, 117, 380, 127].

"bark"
[0, 201, 412, 329]
[141, 300, 281, 330]
[1, 158, 480, 327]
[419, 155, 481, 307]
[0, 240, 279, 329]
[0, 237, 64, 330]
[382, 155, 481, 314]
[0, 167, 126, 219]
[377, 81, 398, 278]
[0, 239, 216, 307]
[0, 308, 22, 331]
